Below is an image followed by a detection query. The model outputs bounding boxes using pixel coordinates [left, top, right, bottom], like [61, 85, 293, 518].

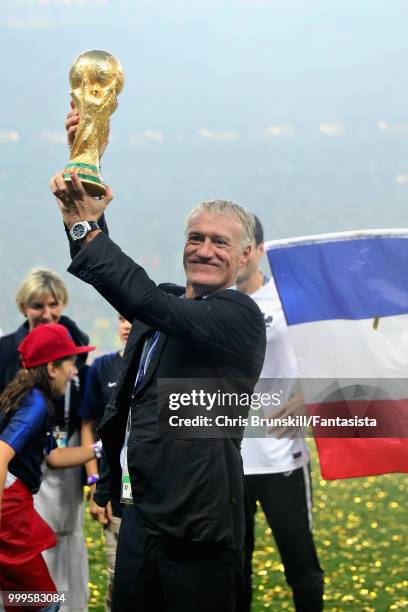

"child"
[0, 323, 100, 612]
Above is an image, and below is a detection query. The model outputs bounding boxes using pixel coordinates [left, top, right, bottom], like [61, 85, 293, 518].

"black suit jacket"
[68, 221, 266, 548]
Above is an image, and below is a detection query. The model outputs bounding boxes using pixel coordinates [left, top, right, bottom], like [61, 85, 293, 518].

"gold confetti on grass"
[85, 445, 407, 611]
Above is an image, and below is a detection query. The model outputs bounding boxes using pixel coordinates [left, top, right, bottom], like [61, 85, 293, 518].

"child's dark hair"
[0, 359, 66, 416]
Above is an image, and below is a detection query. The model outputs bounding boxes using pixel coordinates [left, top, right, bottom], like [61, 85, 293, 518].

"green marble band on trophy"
[63, 162, 104, 194]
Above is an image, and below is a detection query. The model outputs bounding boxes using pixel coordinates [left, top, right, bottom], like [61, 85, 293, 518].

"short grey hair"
[185, 199, 255, 246]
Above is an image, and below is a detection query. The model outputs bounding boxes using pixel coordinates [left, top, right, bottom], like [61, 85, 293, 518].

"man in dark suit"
[49, 170, 266, 612]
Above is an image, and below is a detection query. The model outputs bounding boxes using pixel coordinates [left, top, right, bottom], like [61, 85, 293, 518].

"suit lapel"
[100, 320, 153, 429]
[115, 321, 152, 396]
[134, 332, 167, 397]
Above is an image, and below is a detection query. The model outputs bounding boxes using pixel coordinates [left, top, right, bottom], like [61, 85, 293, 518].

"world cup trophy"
[63, 50, 125, 196]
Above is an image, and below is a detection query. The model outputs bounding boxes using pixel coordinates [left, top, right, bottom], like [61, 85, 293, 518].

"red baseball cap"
[18, 323, 95, 368]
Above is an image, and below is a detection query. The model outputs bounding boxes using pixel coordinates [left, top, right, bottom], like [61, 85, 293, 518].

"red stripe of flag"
[314, 438, 408, 479]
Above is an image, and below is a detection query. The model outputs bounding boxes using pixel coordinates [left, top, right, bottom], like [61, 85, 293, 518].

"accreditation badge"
[121, 451, 133, 504]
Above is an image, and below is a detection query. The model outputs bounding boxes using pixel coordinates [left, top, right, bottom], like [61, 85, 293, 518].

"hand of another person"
[85, 482, 96, 502]
[65, 100, 109, 157]
[90, 498, 113, 525]
[50, 170, 113, 229]
[267, 393, 307, 439]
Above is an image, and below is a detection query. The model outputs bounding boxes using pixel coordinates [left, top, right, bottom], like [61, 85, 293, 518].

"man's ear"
[254, 243, 265, 265]
[239, 243, 252, 269]
[46, 362, 57, 380]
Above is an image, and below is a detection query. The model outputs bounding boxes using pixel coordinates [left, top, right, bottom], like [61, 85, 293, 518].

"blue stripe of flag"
[267, 236, 408, 325]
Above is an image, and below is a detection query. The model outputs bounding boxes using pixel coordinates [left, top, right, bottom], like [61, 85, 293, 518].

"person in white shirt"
[237, 216, 324, 612]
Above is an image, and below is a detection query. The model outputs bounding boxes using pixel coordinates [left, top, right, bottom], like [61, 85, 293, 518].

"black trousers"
[112, 504, 244, 612]
[143, 535, 243, 612]
[111, 505, 146, 611]
[244, 465, 324, 612]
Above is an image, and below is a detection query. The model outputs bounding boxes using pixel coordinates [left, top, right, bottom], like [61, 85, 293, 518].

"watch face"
[72, 223, 87, 240]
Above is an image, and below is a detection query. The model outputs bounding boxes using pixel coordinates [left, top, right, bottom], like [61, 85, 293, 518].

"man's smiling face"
[183, 210, 251, 297]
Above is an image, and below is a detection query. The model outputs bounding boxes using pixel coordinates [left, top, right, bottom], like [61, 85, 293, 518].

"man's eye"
[189, 235, 202, 242]
[213, 239, 227, 246]
[30, 304, 43, 310]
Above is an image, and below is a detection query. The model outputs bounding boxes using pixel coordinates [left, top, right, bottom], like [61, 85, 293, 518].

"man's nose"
[196, 238, 214, 258]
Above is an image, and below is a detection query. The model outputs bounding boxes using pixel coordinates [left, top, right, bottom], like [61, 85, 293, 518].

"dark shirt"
[0, 388, 56, 493]
[79, 352, 122, 426]
[79, 351, 123, 517]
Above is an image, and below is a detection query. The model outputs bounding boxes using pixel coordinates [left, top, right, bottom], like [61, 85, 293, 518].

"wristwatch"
[69, 220, 100, 242]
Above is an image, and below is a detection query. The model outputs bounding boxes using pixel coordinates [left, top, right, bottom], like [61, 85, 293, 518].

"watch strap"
[87, 221, 99, 232]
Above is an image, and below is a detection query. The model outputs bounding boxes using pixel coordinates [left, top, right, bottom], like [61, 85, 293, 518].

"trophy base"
[64, 162, 106, 197]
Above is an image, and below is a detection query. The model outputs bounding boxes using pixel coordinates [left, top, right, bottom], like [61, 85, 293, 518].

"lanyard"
[64, 380, 71, 425]
[121, 330, 161, 504]
[54, 380, 72, 448]
[55, 374, 79, 447]
[133, 331, 161, 390]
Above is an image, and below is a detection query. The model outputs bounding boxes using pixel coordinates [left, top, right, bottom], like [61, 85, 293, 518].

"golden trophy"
[63, 50, 125, 196]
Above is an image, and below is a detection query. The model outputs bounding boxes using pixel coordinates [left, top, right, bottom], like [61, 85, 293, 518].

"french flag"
[266, 229, 408, 479]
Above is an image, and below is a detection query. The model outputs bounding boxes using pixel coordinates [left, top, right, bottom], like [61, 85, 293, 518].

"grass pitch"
[85, 446, 407, 611]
